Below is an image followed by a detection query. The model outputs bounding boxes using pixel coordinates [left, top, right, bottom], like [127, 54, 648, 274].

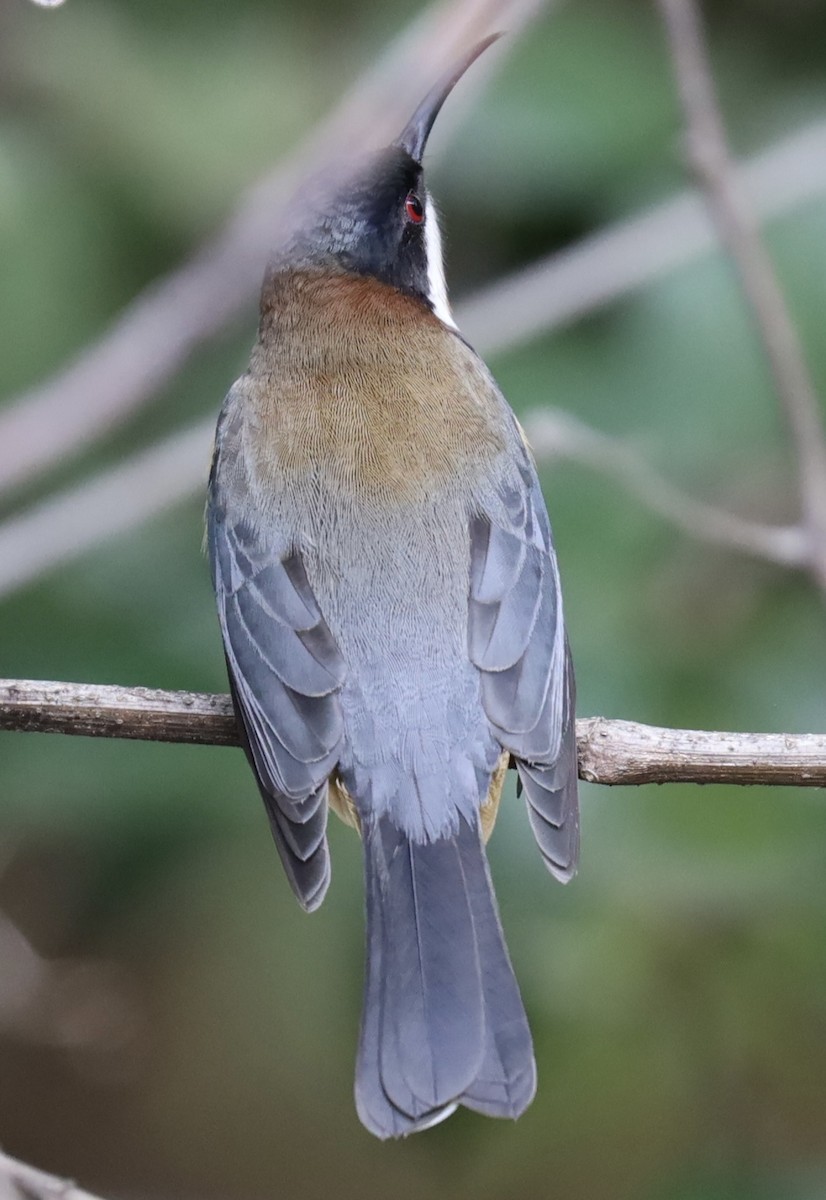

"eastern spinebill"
[207, 35, 579, 1139]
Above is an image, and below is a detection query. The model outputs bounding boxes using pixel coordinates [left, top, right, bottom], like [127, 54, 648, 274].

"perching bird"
[207, 36, 579, 1139]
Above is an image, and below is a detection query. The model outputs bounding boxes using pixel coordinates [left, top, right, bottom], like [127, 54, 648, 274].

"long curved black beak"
[395, 34, 502, 163]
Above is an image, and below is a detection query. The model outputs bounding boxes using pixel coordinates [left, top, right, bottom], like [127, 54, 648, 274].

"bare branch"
[0, 1151, 108, 1200]
[577, 717, 826, 787]
[656, 0, 826, 589]
[0, 678, 238, 746]
[0, 0, 547, 502]
[1, 679, 824, 788]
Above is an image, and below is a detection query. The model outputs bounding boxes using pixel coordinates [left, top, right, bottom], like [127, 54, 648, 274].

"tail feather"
[355, 813, 535, 1137]
[380, 819, 485, 1113]
[355, 858, 456, 1138]
[458, 837, 536, 1118]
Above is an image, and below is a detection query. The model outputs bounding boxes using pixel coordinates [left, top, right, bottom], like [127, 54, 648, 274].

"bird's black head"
[274, 36, 500, 327]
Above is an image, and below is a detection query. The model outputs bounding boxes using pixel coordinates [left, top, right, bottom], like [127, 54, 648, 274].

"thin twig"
[0, 1150, 108, 1200]
[0, 0, 546, 502]
[523, 409, 807, 567]
[656, 0, 826, 589]
[1, 679, 824, 788]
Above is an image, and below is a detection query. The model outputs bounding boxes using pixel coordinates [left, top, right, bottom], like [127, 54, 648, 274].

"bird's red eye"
[404, 192, 424, 224]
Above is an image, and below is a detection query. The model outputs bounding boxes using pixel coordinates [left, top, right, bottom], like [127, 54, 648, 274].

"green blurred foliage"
[1, 0, 826, 1197]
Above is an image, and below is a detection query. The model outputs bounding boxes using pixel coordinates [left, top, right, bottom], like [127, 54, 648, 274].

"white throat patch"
[423, 195, 457, 330]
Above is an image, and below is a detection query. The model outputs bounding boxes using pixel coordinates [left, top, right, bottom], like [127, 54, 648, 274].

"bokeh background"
[1, 0, 826, 1197]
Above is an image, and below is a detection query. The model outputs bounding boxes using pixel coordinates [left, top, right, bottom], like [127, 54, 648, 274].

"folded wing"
[208, 504, 346, 911]
[469, 452, 579, 882]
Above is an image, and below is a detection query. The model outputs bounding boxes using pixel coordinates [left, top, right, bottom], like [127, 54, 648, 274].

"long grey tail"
[355, 814, 536, 1139]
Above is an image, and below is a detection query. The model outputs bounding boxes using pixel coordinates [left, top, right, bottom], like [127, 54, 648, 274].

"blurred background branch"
[0, 910, 138, 1056]
[1, 115, 825, 595]
[0, 398, 808, 599]
[0, 841, 140, 1056]
[656, 0, 826, 591]
[2, 0, 826, 1196]
[0, 1151, 107, 1200]
[525, 409, 807, 567]
[458, 118, 826, 355]
[1, 679, 825, 787]
[0, 0, 547, 503]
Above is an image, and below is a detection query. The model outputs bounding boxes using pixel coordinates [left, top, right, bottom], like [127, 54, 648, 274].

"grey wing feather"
[469, 521, 543, 673]
[517, 644, 579, 882]
[471, 452, 579, 882]
[209, 504, 345, 912]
